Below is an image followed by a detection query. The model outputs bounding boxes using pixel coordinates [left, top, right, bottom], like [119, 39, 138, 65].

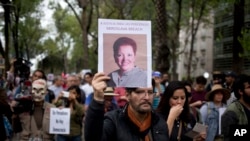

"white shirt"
[80, 83, 93, 98]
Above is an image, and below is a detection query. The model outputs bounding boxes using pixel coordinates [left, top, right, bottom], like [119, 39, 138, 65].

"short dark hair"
[33, 69, 47, 81]
[113, 37, 137, 56]
[67, 85, 82, 103]
[84, 72, 93, 78]
[233, 74, 250, 99]
[196, 75, 207, 85]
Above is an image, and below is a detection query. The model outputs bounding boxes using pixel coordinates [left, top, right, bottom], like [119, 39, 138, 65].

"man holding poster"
[98, 19, 152, 87]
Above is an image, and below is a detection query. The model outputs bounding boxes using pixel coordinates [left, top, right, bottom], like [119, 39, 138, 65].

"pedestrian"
[221, 74, 250, 141]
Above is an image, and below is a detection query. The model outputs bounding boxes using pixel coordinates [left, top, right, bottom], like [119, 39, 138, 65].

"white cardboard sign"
[49, 108, 70, 134]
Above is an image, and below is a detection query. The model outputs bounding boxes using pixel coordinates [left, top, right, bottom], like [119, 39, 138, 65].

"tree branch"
[64, 0, 83, 30]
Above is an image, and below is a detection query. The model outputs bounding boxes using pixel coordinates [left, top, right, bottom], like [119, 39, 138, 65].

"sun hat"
[104, 87, 119, 96]
[205, 84, 230, 101]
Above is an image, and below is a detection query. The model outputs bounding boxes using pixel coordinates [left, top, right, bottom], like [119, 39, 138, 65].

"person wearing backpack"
[200, 84, 230, 141]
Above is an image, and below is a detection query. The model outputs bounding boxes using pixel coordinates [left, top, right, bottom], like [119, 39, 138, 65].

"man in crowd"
[224, 71, 237, 105]
[84, 72, 169, 141]
[190, 75, 207, 109]
[15, 79, 55, 141]
[48, 75, 64, 98]
[222, 74, 250, 141]
[81, 72, 94, 99]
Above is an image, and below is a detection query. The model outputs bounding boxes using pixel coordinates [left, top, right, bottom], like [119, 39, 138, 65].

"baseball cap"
[152, 71, 161, 77]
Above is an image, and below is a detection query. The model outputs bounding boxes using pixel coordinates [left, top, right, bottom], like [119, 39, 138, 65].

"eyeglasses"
[134, 90, 155, 96]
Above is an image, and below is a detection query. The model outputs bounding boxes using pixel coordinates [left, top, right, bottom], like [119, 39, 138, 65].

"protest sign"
[49, 108, 70, 134]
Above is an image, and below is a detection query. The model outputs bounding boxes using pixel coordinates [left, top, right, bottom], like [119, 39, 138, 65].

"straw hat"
[205, 84, 230, 101]
[104, 87, 119, 96]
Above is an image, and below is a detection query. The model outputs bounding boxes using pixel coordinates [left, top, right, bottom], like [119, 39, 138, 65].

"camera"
[14, 58, 32, 82]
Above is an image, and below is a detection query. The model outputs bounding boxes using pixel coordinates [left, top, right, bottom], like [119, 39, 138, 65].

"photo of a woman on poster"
[106, 37, 147, 87]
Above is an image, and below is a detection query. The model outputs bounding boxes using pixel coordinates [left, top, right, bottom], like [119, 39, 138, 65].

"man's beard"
[242, 91, 250, 104]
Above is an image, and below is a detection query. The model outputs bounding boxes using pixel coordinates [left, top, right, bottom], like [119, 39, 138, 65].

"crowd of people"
[0, 60, 249, 141]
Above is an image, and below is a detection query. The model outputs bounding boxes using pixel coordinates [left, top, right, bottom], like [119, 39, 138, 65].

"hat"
[225, 71, 236, 78]
[152, 71, 161, 77]
[104, 87, 119, 96]
[205, 84, 230, 101]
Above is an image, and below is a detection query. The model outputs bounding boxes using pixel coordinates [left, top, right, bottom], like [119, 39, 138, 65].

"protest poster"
[49, 108, 70, 134]
[98, 19, 152, 88]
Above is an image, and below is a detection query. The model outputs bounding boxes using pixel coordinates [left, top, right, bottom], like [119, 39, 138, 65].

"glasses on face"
[134, 89, 155, 97]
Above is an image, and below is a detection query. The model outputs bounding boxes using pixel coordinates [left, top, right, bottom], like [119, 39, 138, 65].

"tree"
[232, 0, 244, 74]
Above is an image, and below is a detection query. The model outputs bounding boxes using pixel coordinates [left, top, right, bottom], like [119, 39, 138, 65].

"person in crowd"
[54, 85, 84, 141]
[84, 72, 169, 141]
[0, 88, 12, 141]
[66, 74, 86, 105]
[103, 87, 119, 113]
[152, 71, 165, 110]
[48, 75, 64, 98]
[80, 72, 94, 99]
[161, 73, 170, 87]
[223, 71, 237, 105]
[221, 74, 250, 141]
[190, 76, 207, 109]
[157, 81, 201, 141]
[114, 87, 127, 108]
[16, 79, 55, 141]
[107, 37, 147, 87]
[206, 71, 225, 92]
[183, 81, 202, 123]
[200, 84, 230, 141]
[84, 89, 118, 112]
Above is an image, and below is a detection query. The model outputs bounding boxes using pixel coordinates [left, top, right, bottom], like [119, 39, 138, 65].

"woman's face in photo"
[115, 45, 135, 72]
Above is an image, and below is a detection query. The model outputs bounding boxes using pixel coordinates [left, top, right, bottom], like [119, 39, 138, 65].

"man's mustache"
[139, 101, 152, 106]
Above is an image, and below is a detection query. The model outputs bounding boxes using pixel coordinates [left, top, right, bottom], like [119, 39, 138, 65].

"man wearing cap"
[221, 74, 250, 141]
[84, 72, 169, 141]
[224, 71, 237, 105]
[200, 84, 230, 141]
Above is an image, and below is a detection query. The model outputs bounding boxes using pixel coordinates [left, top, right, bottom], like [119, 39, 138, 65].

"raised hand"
[92, 72, 110, 102]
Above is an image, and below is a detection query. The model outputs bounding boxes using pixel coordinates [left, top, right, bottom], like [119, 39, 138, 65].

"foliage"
[239, 28, 250, 57]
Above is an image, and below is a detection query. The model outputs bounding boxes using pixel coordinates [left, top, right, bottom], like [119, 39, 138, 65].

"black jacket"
[85, 99, 169, 141]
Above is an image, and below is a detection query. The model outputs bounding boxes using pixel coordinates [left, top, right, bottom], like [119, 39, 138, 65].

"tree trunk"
[3, 1, 11, 75]
[154, 0, 170, 74]
[233, 0, 244, 74]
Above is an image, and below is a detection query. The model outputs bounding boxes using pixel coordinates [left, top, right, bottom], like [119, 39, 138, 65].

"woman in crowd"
[157, 81, 202, 141]
[54, 85, 84, 141]
[200, 84, 230, 141]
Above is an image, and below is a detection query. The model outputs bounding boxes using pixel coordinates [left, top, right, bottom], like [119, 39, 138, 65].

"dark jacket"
[0, 104, 12, 141]
[85, 100, 169, 141]
[221, 101, 248, 141]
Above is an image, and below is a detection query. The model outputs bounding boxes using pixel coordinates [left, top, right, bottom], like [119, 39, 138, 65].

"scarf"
[127, 105, 152, 141]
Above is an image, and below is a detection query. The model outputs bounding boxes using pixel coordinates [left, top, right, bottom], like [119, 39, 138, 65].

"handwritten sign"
[49, 108, 70, 134]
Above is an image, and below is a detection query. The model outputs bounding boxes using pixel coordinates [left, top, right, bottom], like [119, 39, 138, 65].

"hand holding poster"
[49, 108, 70, 134]
[98, 19, 152, 87]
